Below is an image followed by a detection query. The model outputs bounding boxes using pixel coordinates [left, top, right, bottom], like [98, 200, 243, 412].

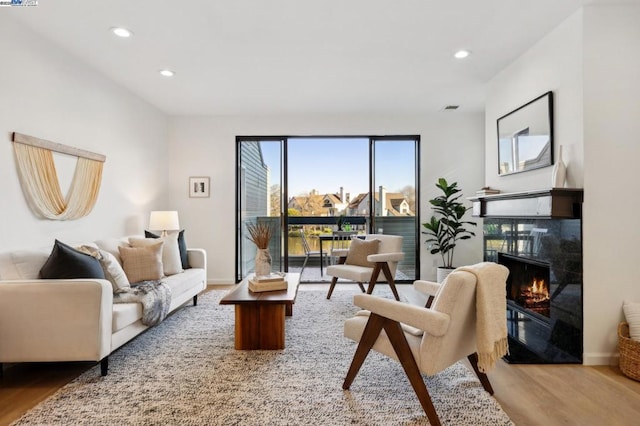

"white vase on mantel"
[552, 145, 567, 188]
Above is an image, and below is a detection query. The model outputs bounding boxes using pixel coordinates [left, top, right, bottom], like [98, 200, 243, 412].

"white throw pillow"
[129, 234, 183, 276]
[77, 245, 130, 291]
[623, 301, 640, 341]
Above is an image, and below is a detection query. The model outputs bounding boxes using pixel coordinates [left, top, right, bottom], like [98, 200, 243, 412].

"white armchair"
[342, 262, 509, 426]
[326, 234, 404, 300]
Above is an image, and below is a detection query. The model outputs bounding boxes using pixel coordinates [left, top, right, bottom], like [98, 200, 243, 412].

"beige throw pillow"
[129, 234, 183, 276]
[118, 242, 163, 283]
[345, 238, 380, 268]
[78, 245, 130, 291]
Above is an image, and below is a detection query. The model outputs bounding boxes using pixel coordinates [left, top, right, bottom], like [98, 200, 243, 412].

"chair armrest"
[0, 279, 113, 362]
[413, 280, 441, 297]
[367, 252, 404, 263]
[187, 248, 207, 270]
[353, 293, 450, 336]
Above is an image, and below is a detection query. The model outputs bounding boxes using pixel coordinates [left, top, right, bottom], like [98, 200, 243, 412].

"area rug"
[13, 290, 513, 425]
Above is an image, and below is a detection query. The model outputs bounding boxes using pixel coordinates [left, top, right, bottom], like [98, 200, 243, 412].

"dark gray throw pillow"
[39, 239, 106, 279]
[145, 229, 190, 269]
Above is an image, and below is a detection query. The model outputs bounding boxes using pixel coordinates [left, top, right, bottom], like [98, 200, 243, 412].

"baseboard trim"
[207, 279, 234, 285]
[583, 352, 619, 366]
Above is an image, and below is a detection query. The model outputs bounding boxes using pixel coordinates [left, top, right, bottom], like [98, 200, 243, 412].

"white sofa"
[0, 236, 207, 376]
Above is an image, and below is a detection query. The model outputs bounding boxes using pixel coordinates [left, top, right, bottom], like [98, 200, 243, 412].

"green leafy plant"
[422, 178, 477, 269]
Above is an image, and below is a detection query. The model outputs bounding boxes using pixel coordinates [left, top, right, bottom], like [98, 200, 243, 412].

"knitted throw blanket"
[457, 262, 510, 373]
[113, 280, 172, 326]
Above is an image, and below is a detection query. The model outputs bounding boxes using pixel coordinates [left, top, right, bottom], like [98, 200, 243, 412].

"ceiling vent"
[443, 105, 460, 110]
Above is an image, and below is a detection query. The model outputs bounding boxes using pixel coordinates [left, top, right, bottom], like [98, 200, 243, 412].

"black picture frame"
[497, 91, 554, 176]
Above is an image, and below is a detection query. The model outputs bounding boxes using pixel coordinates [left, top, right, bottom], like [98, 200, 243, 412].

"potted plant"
[422, 178, 477, 282]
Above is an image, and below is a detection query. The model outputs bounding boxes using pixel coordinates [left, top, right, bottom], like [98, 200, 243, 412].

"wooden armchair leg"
[380, 262, 400, 301]
[357, 282, 366, 293]
[384, 318, 441, 426]
[367, 262, 400, 301]
[366, 263, 382, 296]
[327, 276, 339, 300]
[343, 313, 385, 390]
[467, 352, 494, 395]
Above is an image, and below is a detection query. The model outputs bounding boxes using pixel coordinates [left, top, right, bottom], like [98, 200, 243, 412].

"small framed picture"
[189, 176, 210, 198]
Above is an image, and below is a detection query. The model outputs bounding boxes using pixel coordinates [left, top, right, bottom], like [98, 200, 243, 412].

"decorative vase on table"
[552, 145, 567, 188]
[255, 248, 272, 276]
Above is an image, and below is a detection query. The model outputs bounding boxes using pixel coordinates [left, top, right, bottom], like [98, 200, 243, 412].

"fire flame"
[527, 278, 549, 302]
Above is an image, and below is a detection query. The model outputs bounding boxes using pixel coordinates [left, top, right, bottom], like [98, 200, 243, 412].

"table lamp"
[149, 211, 180, 237]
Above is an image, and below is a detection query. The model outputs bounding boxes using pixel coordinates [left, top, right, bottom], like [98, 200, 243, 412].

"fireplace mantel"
[469, 188, 583, 219]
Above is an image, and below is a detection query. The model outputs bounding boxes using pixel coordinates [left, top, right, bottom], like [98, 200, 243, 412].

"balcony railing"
[252, 216, 417, 282]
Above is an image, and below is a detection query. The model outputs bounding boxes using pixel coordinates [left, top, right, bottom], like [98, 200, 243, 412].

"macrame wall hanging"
[11, 132, 106, 220]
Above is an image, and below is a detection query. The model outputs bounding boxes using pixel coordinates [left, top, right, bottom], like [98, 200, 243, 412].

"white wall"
[168, 113, 485, 284]
[486, 5, 640, 365]
[582, 5, 640, 365]
[0, 16, 169, 252]
[485, 10, 584, 192]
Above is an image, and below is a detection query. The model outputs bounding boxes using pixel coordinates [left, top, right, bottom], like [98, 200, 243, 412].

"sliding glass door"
[236, 136, 420, 283]
[236, 139, 284, 281]
[371, 137, 419, 281]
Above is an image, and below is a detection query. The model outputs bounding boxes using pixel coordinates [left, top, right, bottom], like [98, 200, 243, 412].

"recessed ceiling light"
[110, 27, 132, 38]
[454, 50, 471, 59]
[159, 69, 175, 77]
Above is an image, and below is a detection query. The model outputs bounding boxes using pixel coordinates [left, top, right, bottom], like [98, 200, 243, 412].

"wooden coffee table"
[219, 273, 300, 350]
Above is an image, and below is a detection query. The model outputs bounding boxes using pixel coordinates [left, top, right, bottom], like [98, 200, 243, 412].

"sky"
[261, 137, 416, 198]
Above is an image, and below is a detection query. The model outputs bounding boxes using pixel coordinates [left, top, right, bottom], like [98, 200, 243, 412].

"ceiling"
[9, 0, 603, 116]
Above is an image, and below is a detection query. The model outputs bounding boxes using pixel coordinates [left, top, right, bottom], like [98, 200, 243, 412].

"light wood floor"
[2, 284, 640, 426]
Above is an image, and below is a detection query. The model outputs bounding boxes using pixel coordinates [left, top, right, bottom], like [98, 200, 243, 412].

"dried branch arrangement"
[246, 221, 273, 249]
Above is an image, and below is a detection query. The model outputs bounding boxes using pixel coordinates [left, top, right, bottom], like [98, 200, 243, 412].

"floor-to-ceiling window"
[236, 136, 419, 283]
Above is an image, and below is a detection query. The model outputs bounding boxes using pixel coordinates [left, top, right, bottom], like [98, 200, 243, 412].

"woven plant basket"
[618, 322, 640, 381]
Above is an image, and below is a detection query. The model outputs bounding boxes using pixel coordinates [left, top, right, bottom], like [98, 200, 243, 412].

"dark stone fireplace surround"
[470, 189, 583, 363]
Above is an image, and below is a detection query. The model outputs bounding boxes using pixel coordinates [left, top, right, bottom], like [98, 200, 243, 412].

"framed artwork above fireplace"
[497, 91, 554, 176]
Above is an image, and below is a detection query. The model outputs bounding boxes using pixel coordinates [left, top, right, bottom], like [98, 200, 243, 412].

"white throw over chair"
[342, 262, 510, 426]
[326, 234, 404, 301]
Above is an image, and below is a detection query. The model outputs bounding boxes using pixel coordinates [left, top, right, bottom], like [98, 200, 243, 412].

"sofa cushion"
[0, 248, 51, 280]
[39, 240, 106, 280]
[146, 230, 191, 270]
[130, 235, 183, 276]
[163, 268, 202, 300]
[112, 302, 143, 332]
[345, 238, 380, 268]
[118, 242, 163, 283]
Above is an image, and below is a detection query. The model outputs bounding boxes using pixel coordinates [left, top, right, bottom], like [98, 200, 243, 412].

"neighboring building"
[239, 142, 270, 217]
[348, 186, 413, 217]
[288, 187, 351, 216]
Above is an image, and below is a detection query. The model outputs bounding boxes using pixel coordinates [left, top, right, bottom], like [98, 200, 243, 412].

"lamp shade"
[149, 211, 180, 232]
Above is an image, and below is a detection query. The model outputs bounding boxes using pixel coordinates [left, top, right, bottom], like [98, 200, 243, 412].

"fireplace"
[471, 189, 583, 364]
[501, 254, 551, 318]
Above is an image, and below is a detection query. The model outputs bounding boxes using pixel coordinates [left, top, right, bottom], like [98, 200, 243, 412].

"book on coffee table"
[252, 272, 286, 283]
[248, 272, 288, 292]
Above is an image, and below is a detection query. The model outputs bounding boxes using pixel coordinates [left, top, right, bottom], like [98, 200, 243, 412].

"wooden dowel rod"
[11, 132, 106, 163]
